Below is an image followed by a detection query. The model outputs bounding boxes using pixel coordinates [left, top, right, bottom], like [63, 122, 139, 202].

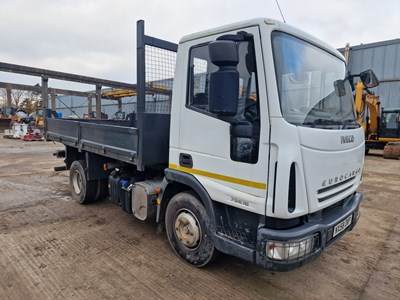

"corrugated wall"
[374, 82, 400, 109]
[339, 39, 400, 109]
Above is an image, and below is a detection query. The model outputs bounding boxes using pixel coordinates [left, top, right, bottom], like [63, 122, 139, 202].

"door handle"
[179, 153, 193, 168]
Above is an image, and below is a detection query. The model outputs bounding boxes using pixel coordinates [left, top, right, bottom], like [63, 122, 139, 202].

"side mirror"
[334, 79, 346, 97]
[360, 69, 379, 88]
[208, 40, 239, 116]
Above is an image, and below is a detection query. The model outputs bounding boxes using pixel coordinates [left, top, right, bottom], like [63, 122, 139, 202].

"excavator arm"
[354, 81, 380, 140]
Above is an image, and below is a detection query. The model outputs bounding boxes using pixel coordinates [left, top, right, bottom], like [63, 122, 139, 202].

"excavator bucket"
[383, 142, 400, 160]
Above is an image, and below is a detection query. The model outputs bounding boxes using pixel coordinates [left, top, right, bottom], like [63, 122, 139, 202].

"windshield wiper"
[303, 119, 340, 128]
[303, 118, 359, 129]
[341, 119, 359, 129]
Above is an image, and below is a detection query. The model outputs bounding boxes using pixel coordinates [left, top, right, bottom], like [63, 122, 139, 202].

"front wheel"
[165, 192, 218, 267]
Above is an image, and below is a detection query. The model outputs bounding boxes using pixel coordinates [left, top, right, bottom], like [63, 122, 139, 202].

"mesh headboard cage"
[144, 45, 177, 114]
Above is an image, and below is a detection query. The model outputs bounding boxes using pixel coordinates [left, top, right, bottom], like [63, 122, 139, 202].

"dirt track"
[0, 136, 399, 300]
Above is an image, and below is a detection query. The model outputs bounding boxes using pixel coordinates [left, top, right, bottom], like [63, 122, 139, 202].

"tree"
[11, 89, 26, 108]
[0, 88, 27, 108]
[21, 90, 41, 114]
[0, 89, 6, 107]
[0, 85, 41, 112]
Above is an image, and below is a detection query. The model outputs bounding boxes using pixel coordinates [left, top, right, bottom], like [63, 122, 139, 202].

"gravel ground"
[0, 136, 399, 300]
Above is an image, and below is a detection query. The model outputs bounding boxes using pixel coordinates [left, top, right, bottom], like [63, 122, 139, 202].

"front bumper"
[255, 192, 362, 271]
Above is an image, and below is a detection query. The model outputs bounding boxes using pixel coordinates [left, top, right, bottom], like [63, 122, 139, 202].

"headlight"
[265, 234, 319, 261]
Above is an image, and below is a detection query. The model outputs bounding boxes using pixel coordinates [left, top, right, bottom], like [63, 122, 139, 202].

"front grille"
[317, 176, 356, 202]
[317, 176, 354, 194]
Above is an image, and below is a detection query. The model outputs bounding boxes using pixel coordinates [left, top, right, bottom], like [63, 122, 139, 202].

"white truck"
[46, 18, 367, 271]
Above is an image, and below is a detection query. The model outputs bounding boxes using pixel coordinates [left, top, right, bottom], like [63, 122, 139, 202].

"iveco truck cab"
[167, 18, 364, 270]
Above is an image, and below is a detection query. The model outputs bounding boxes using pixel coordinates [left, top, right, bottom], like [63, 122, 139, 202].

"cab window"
[187, 39, 260, 163]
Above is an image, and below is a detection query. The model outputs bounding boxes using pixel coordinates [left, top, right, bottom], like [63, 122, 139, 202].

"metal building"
[338, 38, 400, 109]
[55, 82, 173, 118]
[55, 95, 137, 118]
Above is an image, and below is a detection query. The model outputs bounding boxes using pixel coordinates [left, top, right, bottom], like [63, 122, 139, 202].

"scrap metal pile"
[2, 108, 44, 141]
[4, 122, 43, 141]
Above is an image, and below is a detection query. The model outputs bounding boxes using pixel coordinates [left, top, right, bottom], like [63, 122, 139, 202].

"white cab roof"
[180, 18, 344, 61]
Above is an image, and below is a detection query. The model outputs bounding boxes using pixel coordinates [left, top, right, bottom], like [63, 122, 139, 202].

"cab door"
[172, 26, 269, 215]
[381, 111, 400, 138]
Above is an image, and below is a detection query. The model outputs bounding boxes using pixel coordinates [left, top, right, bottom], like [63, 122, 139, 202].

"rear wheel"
[69, 160, 96, 204]
[165, 192, 218, 267]
[94, 179, 108, 201]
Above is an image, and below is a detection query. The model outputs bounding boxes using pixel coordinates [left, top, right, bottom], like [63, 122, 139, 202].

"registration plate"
[333, 214, 353, 237]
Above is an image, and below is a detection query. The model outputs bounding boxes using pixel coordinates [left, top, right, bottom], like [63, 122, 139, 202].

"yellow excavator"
[33, 109, 44, 127]
[0, 106, 15, 129]
[0, 106, 24, 129]
[352, 70, 400, 158]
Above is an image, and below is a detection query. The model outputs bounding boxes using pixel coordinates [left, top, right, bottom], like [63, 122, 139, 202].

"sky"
[0, 0, 399, 91]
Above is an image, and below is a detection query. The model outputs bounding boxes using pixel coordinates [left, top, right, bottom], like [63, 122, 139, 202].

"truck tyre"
[69, 160, 96, 204]
[165, 192, 218, 267]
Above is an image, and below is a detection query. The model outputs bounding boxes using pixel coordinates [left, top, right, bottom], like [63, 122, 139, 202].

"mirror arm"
[346, 72, 356, 91]
[365, 87, 373, 95]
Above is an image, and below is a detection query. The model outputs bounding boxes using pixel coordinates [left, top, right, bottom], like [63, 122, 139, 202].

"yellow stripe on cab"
[169, 164, 267, 190]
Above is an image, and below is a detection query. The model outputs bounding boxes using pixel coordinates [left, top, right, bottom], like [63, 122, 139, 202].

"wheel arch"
[159, 168, 216, 229]
[65, 146, 84, 170]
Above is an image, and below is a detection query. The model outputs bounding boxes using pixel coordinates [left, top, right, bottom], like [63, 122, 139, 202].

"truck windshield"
[272, 32, 358, 129]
